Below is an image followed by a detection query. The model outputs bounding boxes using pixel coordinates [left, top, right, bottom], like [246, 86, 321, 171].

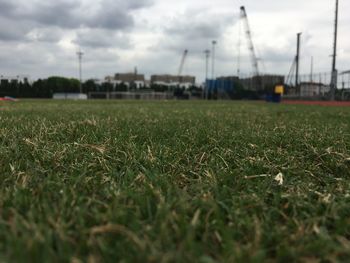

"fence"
[88, 91, 174, 100]
[285, 71, 350, 90]
[283, 71, 350, 100]
[234, 71, 350, 100]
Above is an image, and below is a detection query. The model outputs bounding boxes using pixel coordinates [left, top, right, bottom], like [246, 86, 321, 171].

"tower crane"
[240, 6, 261, 89]
[178, 50, 188, 76]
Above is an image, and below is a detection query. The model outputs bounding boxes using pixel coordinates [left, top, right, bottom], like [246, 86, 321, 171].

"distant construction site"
[1, 1, 348, 102]
[79, 1, 350, 101]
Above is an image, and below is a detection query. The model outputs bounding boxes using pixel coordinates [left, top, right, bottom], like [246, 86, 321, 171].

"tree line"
[0, 76, 205, 98]
[0, 76, 264, 100]
[0, 77, 80, 98]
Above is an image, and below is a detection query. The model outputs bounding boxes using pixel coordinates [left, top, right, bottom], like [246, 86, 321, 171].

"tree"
[45, 77, 80, 94]
[32, 79, 49, 98]
[83, 80, 98, 94]
[116, 82, 127, 92]
[101, 82, 113, 92]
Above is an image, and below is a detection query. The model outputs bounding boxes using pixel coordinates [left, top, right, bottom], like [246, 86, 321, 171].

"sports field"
[0, 100, 350, 262]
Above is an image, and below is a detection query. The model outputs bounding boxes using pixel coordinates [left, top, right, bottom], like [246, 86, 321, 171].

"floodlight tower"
[330, 0, 339, 101]
[310, 56, 314, 82]
[210, 41, 217, 98]
[77, 50, 84, 93]
[204, 49, 210, 99]
[296, 33, 302, 92]
[211, 40, 217, 80]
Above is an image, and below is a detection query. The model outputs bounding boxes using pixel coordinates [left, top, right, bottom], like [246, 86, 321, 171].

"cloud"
[26, 27, 65, 43]
[24, 1, 81, 29]
[0, 0, 153, 30]
[165, 15, 233, 40]
[74, 29, 132, 49]
[158, 9, 236, 54]
[0, 0, 349, 82]
[0, 0, 15, 15]
[0, 16, 33, 41]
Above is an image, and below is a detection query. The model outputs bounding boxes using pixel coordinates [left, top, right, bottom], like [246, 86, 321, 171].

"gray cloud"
[0, 16, 33, 41]
[165, 10, 235, 40]
[0, 0, 154, 54]
[156, 10, 236, 56]
[0, 25, 25, 41]
[27, 27, 65, 43]
[0, 0, 14, 15]
[0, 0, 349, 82]
[85, 8, 133, 30]
[1, 0, 153, 30]
[24, 1, 81, 29]
[74, 29, 132, 49]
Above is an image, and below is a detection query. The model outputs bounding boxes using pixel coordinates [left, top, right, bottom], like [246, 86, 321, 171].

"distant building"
[207, 76, 239, 91]
[105, 73, 146, 89]
[215, 76, 240, 89]
[115, 73, 145, 82]
[151, 75, 196, 89]
[300, 82, 330, 97]
[240, 74, 285, 91]
[144, 80, 151, 87]
[217, 76, 240, 82]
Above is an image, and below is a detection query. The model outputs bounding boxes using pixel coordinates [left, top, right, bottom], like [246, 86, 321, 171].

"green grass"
[0, 100, 350, 262]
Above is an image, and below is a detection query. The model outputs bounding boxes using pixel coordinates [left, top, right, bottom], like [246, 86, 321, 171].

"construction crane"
[239, 6, 260, 79]
[286, 59, 297, 87]
[178, 50, 188, 76]
[285, 32, 302, 95]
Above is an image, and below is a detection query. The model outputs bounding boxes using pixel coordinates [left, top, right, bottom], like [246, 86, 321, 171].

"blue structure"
[205, 79, 236, 97]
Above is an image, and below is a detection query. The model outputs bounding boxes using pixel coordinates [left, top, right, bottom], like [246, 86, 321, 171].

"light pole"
[77, 50, 84, 94]
[330, 0, 339, 101]
[295, 33, 301, 97]
[211, 40, 217, 80]
[310, 56, 314, 82]
[211, 40, 217, 99]
[204, 49, 210, 99]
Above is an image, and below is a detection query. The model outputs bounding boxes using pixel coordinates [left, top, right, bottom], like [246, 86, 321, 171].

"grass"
[0, 100, 350, 262]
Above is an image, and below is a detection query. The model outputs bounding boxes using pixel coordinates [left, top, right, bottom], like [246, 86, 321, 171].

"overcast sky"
[0, 0, 349, 82]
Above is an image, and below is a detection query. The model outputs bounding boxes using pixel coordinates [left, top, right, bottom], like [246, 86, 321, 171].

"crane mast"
[240, 6, 260, 78]
[178, 50, 188, 76]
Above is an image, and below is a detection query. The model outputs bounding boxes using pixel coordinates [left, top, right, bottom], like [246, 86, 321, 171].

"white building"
[300, 82, 330, 97]
[53, 93, 88, 100]
[104, 73, 146, 89]
[150, 75, 196, 89]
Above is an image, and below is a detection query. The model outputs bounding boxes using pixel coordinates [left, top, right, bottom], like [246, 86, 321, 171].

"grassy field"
[0, 100, 350, 262]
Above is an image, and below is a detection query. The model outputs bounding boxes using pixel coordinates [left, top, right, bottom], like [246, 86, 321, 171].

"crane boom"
[240, 6, 260, 78]
[178, 50, 188, 76]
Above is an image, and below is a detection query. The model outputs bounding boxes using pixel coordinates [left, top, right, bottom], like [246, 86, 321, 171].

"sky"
[0, 0, 349, 83]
